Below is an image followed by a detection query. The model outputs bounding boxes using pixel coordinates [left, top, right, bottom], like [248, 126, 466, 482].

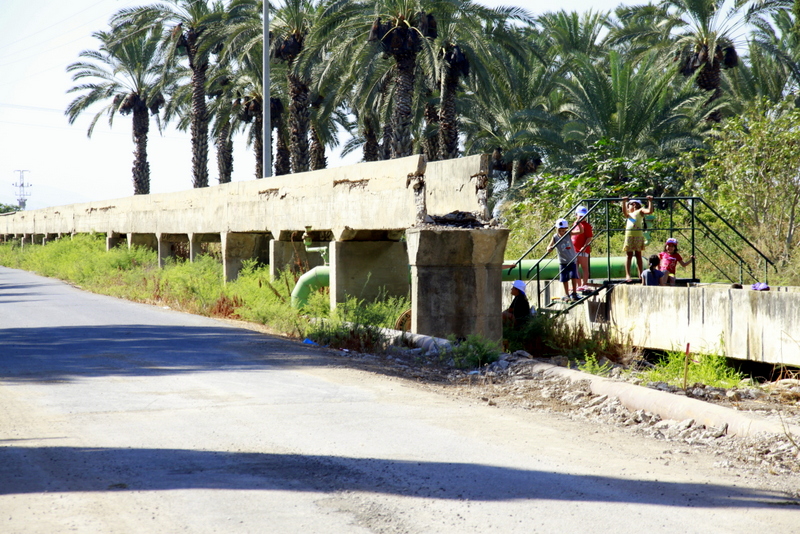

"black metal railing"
[504, 196, 776, 312]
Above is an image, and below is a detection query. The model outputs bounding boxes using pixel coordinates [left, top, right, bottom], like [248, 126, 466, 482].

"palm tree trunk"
[274, 116, 291, 176]
[254, 107, 264, 179]
[380, 122, 393, 160]
[190, 61, 210, 188]
[310, 126, 327, 170]
[392, 54, 416, 158]
[438, 66, 459, 160]
[423, 96, 440, 162]
[288, 73, 310, 173]
[132, 103, 150, 195]
[216, 121, 233, 184]
[363, 118, 380, 162]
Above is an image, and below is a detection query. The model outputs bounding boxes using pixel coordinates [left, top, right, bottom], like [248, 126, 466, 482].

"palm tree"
[112, 0, 228, 188]
[431, 2, 533, 160]
[640, 0, 783, 121]
[66, 26, 170, 195]
[552, 51, 707, 175]
[311, 0, 438, 159]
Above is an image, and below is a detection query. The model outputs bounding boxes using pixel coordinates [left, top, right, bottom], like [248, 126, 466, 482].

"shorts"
[577, 252, 590, 258]
[559, 262, 579, 282]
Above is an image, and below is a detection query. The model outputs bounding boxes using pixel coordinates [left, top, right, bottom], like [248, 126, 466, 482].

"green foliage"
[446, 334, 502, 369]
[697, 98, 800, 267]
[504, 313, 636, 365]
[579, 353, 613, 377]
[306, 295, 392, 353]
[0, 203, 17, 214]
[637, 350, 744, 389]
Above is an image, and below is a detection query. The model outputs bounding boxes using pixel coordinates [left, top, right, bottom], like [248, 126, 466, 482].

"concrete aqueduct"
[2, 154, 799, 368]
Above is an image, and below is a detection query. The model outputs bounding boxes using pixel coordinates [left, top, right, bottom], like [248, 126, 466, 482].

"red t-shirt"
[571, 220, 593, 254]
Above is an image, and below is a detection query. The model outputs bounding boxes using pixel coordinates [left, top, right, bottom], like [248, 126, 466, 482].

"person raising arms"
[621, 195, 654, 281]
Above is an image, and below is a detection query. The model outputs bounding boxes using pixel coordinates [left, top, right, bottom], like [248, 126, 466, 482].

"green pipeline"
[291, 257, 635, 308]
[502, 256, 634, 281]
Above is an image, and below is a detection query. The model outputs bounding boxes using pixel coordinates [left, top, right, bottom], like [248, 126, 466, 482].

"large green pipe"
[501, 256, 635, 281]
[291, 266, 330, 308]
[291, 257, 634, 308]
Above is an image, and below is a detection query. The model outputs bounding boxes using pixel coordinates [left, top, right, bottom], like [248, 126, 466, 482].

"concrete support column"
[107, 233, 124, 250]
[406, 227, 509, 342]
[43, 233, 58, 245]
[21, 234, 33, 248]
[221, 232, 267, 282]
[128, 233, 157, 252]
[328, 240, 409, 310]
[269, 239, 326, 280]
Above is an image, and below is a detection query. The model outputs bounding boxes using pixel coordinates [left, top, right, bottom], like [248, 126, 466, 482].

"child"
[547, 218, 581, 302]
[621, 195, 654, 281]
[640, 254, 666, 286]
[571, 205, 593, 291]
[658, 238, 694, 285]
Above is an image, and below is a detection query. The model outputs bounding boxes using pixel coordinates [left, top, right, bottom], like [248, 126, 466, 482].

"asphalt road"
[0, 266, 797, 533]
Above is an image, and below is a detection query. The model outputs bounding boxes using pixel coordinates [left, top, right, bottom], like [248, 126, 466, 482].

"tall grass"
[636, 350, 743, 389]
[0, 237, 408, 350]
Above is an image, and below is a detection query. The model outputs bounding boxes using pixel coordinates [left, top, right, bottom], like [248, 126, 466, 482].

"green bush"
[447, 334, 502, 369]
[636, 350, 743, 389]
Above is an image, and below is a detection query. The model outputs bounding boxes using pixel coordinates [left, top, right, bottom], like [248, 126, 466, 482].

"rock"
[675, 418, 695, 431]
[726, 390, 742, 401]
[512, 350, 532, 359]
[550, 355, 569, 367]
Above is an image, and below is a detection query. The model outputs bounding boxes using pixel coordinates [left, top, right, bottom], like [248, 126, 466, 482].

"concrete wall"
[0, 154, 488, 239]
[570, 284, 800, 367]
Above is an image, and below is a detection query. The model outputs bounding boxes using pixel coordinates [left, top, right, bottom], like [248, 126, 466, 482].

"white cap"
[556, 218, 569, 228]
[512, 280, 526, 293]
[576, 206, 588, 217]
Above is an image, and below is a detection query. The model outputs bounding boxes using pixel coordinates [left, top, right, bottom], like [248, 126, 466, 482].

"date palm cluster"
[65, 0, 799, 196]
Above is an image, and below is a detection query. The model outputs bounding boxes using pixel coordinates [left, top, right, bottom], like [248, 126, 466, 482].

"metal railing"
[504, 196, 776, 312]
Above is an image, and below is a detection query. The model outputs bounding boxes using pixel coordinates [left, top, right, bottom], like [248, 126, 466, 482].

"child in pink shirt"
[658, 238, 694, 285]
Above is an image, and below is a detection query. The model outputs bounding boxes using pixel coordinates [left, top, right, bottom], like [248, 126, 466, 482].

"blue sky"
[0, 0, 625, 210]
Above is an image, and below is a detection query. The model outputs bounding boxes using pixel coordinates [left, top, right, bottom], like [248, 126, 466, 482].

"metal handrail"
[506, 196, 776, 312]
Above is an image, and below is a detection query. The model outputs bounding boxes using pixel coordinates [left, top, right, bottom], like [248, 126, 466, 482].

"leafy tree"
[0, 204, 17, 214]
[66, 26, 170, 195]
[698, 98, 800, 261]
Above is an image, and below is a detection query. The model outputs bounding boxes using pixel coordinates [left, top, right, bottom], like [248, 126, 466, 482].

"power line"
[0, 0, 115, 55]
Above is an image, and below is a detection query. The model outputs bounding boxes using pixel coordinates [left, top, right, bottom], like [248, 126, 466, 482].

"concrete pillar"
[406, 227, 509, 342]
[269, 239, 327, 280]
[106, 233, 124, 250]
[128, 233, 157, 252]
[221, 232, 270, 282]
[328, 240, 409, 309]
[43, 233, 58, 245]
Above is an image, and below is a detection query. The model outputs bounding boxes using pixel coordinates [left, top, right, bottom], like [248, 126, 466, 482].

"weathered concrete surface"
[569, 284, 800, 367]
[407, 227, 509, 342]
[0, 155, 488, 240]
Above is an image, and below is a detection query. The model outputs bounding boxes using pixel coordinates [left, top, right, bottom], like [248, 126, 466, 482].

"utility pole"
[13, 170, 31, 210]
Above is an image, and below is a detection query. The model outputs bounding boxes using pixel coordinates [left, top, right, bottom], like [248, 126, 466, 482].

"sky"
[0, 0, 626, 210]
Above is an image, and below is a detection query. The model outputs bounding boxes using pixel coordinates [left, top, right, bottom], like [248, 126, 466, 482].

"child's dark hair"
[648, 254, 660, 268]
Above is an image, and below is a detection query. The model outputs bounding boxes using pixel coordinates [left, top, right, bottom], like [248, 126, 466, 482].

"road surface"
[0, 266, 796, 533]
